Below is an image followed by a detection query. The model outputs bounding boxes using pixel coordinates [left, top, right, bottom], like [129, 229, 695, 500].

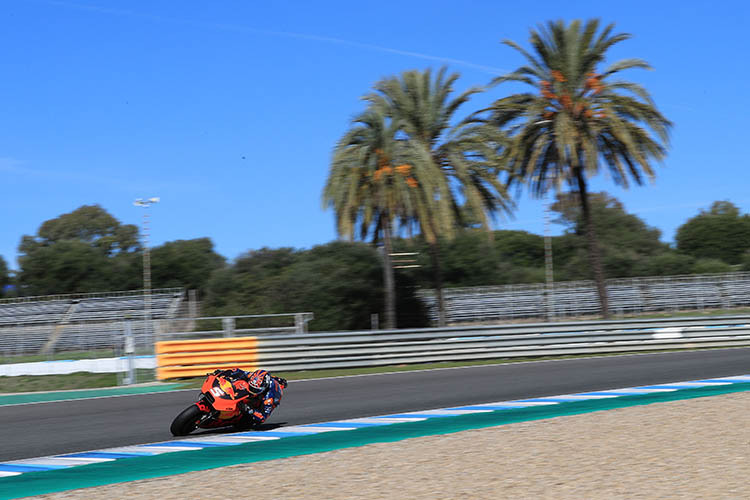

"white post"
[123, 320, 135, 385]
[222, 317, 235, 337]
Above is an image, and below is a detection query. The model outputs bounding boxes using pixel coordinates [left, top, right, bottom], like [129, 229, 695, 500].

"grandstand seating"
[0, 289, 184, 356]
[0, 301, 69, 326]
[418, 272, 750, 325]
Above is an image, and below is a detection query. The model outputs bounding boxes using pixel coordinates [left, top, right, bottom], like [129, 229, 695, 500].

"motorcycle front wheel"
[170, 405, 206, 436]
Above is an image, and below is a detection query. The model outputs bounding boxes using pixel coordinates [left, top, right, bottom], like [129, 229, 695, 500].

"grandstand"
[417, 272, 750, 325]
[0, 289, 185, 357]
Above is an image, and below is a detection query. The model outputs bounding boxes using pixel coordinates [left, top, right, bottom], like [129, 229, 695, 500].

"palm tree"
[366, 67, 512, 325]
[323, 108, 433, 329]
[486, 19, 671, 318]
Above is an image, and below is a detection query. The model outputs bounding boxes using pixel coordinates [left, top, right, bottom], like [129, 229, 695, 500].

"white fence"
[418, 272, 750, 325]
[160, 315, 750, 374]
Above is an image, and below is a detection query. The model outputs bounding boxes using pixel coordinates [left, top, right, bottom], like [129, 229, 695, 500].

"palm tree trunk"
[382, 215, 397, 329]
[574, 168, 610, 319]
[427, 241, 447, 327]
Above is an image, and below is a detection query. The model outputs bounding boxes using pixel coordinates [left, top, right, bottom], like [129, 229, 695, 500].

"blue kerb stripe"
[233, 431, 316, 438]
[689, 379, 738, 384]
[304, 422, 382, 428]
[62, 451, 153, 459]
[0, 464, 65, 472]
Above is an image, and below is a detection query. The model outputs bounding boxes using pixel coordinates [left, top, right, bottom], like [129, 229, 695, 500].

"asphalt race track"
[3, 348, 749, 462]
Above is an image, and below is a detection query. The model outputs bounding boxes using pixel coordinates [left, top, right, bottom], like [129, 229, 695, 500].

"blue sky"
[1, 0, 748, 269]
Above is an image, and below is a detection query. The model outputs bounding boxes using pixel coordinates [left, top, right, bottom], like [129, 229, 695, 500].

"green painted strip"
[3, 382, 750, 499]
[0, 384, 184, 406]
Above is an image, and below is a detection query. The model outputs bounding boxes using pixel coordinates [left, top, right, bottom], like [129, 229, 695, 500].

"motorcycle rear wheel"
[170, 405, 205, 436]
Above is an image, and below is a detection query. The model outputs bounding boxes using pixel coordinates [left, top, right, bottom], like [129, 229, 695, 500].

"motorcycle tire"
[170, 404, 205, 436]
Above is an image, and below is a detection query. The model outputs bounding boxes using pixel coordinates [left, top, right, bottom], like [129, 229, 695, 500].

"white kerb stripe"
[656, 382, 731, 387]
[294, 426, 357, 432]
[608, 388, 677, 393]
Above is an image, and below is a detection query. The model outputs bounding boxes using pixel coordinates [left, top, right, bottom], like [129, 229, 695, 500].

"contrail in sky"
[40, 0, 507, 75]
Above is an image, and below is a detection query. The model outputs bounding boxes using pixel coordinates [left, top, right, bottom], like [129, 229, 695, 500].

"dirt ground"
[33, 391, 750, 499]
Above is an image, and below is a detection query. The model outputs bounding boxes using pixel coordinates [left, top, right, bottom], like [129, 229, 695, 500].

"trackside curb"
[2, 381, 750, 499]
[0, 384, 185, 406]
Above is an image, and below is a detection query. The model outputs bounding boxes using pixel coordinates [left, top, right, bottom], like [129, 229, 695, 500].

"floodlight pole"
[133, 197, 160, 358]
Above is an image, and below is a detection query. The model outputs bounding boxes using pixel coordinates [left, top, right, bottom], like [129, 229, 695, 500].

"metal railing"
[0, 311, 314, 361]
[417, 272, 750, 324]
[157, 315, 750, 376]
[0, 287, 184, 304]
[159, 313, 315, 340]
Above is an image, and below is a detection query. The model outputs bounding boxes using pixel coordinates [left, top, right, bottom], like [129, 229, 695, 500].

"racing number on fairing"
[210, 387, 225, 397]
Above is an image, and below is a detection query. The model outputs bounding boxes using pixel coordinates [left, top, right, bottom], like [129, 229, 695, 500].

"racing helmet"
[247, 369, 271, 395]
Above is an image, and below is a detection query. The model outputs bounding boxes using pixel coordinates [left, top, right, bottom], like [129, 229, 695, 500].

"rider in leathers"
[212, 368, 287, 426]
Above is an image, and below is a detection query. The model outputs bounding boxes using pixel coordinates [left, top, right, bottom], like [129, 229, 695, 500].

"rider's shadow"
[185, 421, 288, 437]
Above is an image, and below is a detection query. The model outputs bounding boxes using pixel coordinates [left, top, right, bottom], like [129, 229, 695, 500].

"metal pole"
[134, 197, 159, 382]
[124, 320, 135, 385]
[143, 208, 151, 360]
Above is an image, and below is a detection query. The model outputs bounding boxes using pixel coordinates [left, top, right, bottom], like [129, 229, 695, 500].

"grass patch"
[0, 369, 155, 393]
[0, 349, 156, 365]
[622, 307, 750, 319]
[0, 350, 116, 365]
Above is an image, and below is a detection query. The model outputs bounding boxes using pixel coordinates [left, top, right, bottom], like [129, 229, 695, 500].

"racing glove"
[273, 376, 288, 388]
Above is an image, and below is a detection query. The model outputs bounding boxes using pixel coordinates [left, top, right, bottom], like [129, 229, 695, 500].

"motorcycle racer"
[211, 368, 287, 426]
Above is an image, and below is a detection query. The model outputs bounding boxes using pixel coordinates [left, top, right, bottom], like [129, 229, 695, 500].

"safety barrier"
[155, 315, 750, 380]
[156, 336, 259, 379]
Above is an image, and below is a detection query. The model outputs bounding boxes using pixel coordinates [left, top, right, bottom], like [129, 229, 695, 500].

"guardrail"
[154, 315, 750, 379]
[160, 313, 315, 340]
[156, 337, 260, 379]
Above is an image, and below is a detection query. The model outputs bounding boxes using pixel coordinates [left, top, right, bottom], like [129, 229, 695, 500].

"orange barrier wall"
[155, 336, 258, 380]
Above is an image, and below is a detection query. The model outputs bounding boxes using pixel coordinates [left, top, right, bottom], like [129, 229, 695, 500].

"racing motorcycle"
[170, 371, 280, 436]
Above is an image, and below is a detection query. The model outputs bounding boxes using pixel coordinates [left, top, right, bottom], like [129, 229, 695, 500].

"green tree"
[551, 192, 667, 279]
[31, 204, 139, 255]
[691, 258, 732, 274]
[396, 229, 549, 288]
[365, 67, 511, 325]
[741, 251, 750, 272]
[203, 247, 297, 315]
[202, 242, 427, 331]
[17, 205, 142, 295]
[633, 252, 694, 276]
[676, 201, 750, 264]
[276, 242, 384, 330]
[486, 19, 671, 317]
[397, 231, 499, 288]
[0, 256, 10, 297]
[324, 107, 423, 328]
[150, 238, 225, 292]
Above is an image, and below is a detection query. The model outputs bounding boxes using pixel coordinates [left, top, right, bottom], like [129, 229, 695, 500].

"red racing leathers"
[212, 368, 286, 425]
